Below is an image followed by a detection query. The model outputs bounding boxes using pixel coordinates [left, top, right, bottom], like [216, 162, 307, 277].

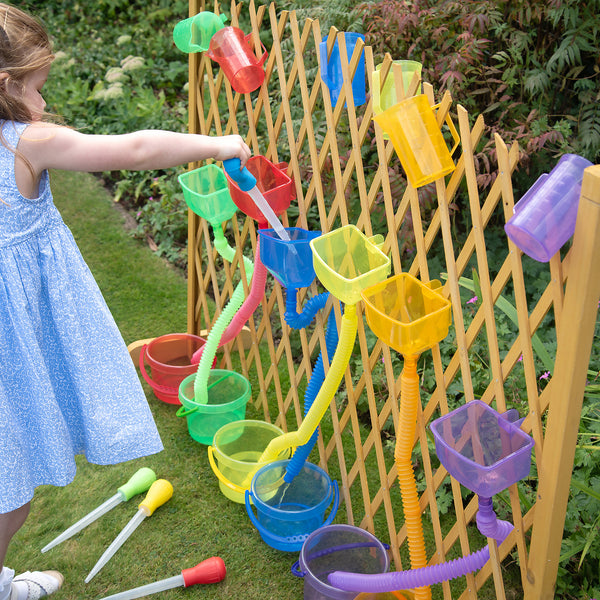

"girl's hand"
[212, 135, 252, 167]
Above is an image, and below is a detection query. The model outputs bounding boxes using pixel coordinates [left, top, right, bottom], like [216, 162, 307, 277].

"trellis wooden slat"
[183, 1, 600, 598]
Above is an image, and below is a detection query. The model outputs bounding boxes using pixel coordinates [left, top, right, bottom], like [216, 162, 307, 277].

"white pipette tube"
[85, 480, 173, 583]
[41, 467, 156, 553]
[223, 158, 292, 243]
[96, 557, 226, 600]
[246, 187, 292, 242]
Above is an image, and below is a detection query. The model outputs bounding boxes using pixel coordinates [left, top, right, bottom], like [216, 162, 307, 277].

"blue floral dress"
[0, 122, 163, 513]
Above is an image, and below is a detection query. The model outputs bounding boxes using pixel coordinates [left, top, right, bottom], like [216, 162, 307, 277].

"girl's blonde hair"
[0, 2, 54, 123]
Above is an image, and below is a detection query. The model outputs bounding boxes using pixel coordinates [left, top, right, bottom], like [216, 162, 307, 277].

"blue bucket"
[245, 460, 339, 552]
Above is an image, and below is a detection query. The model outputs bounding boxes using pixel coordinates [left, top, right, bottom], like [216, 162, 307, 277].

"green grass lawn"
[6, 170, 304, 600]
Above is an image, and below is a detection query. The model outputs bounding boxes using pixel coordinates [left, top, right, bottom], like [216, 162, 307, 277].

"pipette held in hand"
[223, 158, 292, 243]
[41, 467, 157, 553]
[85, 479, 173, 583]
[96, 557, 226, 600]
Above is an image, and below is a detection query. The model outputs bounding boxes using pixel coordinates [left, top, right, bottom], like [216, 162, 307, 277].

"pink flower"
[539, 371, 551, 380]
[466, 296, 478, 305]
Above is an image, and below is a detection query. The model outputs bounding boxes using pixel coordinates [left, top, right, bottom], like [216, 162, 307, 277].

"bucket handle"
[175, 403, 198, 417]
[138, 345, 180, 397]
[322, 480, 340, 527]
[290, 539, 392, 578]
[208, 445, 253, 496]
[432, 101, 460, 158]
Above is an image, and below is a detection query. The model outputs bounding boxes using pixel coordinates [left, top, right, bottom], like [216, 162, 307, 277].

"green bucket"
[177, 369, 251, 445]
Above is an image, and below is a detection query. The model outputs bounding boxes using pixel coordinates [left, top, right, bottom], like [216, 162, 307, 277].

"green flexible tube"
[193, 227, 254, 404]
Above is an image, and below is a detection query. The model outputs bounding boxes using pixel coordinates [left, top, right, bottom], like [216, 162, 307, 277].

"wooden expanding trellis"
[183, 1, 600, 598]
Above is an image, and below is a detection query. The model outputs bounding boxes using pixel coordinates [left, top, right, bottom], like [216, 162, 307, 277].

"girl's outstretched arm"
[18, 124, 251, 176]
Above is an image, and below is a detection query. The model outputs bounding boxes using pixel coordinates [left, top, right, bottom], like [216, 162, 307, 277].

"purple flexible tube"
[328, 496, 513, 593]
[191, 238, 268, 364]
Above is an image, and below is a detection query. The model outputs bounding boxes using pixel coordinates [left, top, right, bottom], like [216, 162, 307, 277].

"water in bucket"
[296, 524, 390, 600]
[208, 420, 291, 503]
[177, 370, 251, 444]
[504, 153, 593, 262]
[139, 334, 207, 405]
[246, 460, 340, 552]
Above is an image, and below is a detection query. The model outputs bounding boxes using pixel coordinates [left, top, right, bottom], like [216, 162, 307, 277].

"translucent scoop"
[41, 467, 156, 553]
[96, 557, 226, 600]
[223, 158, 291, 242]
[85, 479, 173, 583]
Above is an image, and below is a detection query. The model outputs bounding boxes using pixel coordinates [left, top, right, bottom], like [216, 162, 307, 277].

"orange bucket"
[139, 333, 206, 405]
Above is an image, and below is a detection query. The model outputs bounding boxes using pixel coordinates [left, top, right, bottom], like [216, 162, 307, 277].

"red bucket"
[207, 26, 267, 93]
[139, 334, 206, 405]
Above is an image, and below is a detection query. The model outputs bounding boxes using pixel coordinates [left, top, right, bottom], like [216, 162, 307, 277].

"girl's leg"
[0, 503, 63, 600]
[0, 503, 30, 571]
[0, 503, 30, 600]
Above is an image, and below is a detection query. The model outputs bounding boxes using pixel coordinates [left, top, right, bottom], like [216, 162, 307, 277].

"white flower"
[120, 55, 145, 71]
[105, 67, 126, 83]
[116, 35, 132, 46]
[53, 51, 68, 61]
[104, 83, 124, 99]
[90, 87, 107, 101]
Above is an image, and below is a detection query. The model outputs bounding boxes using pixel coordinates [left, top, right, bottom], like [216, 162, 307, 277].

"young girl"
[0, 4, 251, 598]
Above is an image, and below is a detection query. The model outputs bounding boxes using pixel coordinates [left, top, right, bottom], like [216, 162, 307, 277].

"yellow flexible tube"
[258, 304, 358, 462]
[395, 355, 431, 600]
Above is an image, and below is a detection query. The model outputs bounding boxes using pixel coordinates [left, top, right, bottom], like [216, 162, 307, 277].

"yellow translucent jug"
[373, 94, 459, 188]
[360, 272, 452, 357]
[310, 225, 391, 305]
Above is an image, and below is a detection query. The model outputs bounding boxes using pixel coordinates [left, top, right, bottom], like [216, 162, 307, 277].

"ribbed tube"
[284, 307, 339, 482]
[284, 289, 329, 329]
[192, 230, 255, 403]
[328, 545, 491, 592]
[193, 238, 266, 366]
[258, 304, 358, 462]
[395, 355, 431, 600]
[476, 496, 514, 543]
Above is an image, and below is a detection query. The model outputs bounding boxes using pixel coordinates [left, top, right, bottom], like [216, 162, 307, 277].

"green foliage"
[359, 0, 600, 188]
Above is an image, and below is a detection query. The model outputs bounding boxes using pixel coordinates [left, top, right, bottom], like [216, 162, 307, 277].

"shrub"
[358, 0, 600, 189]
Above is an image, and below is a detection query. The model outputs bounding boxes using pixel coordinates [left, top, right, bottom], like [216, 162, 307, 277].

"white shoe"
[10, 571, 64, 600]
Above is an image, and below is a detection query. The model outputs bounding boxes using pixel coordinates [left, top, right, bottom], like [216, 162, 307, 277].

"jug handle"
[207, 445, 247, 495]
[244, 34, 268, 67]
[322, 480, 340, 527]
[432, 102, 460, 158]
